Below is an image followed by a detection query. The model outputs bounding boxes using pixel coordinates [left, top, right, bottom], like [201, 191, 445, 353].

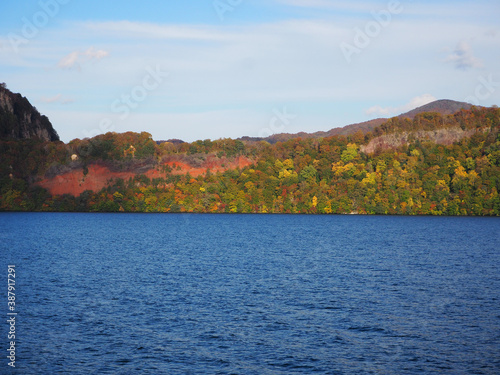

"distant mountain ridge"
[398, 99, 473, 119]
[0, 83, 476, 146]
[0, 84, 59, 142]
[239, 99, 474, 144]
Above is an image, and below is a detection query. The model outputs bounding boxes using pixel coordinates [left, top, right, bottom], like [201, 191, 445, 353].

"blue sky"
[1, 0, 499, 142]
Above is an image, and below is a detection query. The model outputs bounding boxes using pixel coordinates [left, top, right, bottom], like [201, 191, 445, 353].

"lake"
[1, 213, 499, 374]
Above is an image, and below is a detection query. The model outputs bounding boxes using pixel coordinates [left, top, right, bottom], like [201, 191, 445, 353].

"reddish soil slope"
[37, 156, 252, 196]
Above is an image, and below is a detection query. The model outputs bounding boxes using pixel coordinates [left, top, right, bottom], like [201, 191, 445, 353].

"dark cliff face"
[0, 84, 60, 142]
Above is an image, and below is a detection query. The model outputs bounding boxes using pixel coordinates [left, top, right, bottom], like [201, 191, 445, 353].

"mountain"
[0, 90, 498, 215]
[398, 99, 473, 119]
[0, 83, 59, 142]
[263, 118, 387, 144]
[241, 99, 474, 144]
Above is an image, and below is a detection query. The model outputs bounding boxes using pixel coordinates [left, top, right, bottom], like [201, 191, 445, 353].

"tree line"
[1, 107, 499, 215]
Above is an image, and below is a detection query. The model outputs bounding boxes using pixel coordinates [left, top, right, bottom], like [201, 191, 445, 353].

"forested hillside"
[1, 106, 499, 215]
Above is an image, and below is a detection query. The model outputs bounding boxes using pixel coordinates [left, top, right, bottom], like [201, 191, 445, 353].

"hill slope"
[399, 99, 473, 119]
[243, 99, 474, 144]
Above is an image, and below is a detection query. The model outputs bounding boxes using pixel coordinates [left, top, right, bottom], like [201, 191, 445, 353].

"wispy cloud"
[274, 0, 376, 12]
[484, 29, 497, 38]
[83, 21, 234, 42]
[445, 41, 483, 70]
[40, 94, 74, 104]
[85, 46, 109, 60]
[58, 47, 109, 70]
[365, 94, 437, 117]
[3, 1, 499, 142]
[58, 51, 80, 70]
[275, 0, 334, 8]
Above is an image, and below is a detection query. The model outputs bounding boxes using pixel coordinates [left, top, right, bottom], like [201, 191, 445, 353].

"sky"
[0, 0, 499, 143]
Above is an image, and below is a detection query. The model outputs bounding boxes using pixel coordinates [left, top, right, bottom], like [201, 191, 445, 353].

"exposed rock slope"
[361, 127, 483, 154]
[37, 155, 252, 196]
[0, 84, 59, 142]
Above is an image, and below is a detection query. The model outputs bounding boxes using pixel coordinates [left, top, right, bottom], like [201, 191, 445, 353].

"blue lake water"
[1, 213, 499, 374]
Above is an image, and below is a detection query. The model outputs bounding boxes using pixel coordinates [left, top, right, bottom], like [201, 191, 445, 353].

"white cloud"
[445, 41, 483, 70]
[40, 94, 74, 104]
[365, 94, 437, 117]
[365, 105, 392, 117]
[403, 94, 438, 111]
[58, 51, 80, 70]
[84, 46, 109, 60]
[58, 47, 109, 70]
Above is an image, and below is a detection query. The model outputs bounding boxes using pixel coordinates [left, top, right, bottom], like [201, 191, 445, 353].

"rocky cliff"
[360, 127, 484, 154]
[0, 84, 59, 142]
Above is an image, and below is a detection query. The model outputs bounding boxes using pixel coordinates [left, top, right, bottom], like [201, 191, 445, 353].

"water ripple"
[1, 213, 499, 374]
